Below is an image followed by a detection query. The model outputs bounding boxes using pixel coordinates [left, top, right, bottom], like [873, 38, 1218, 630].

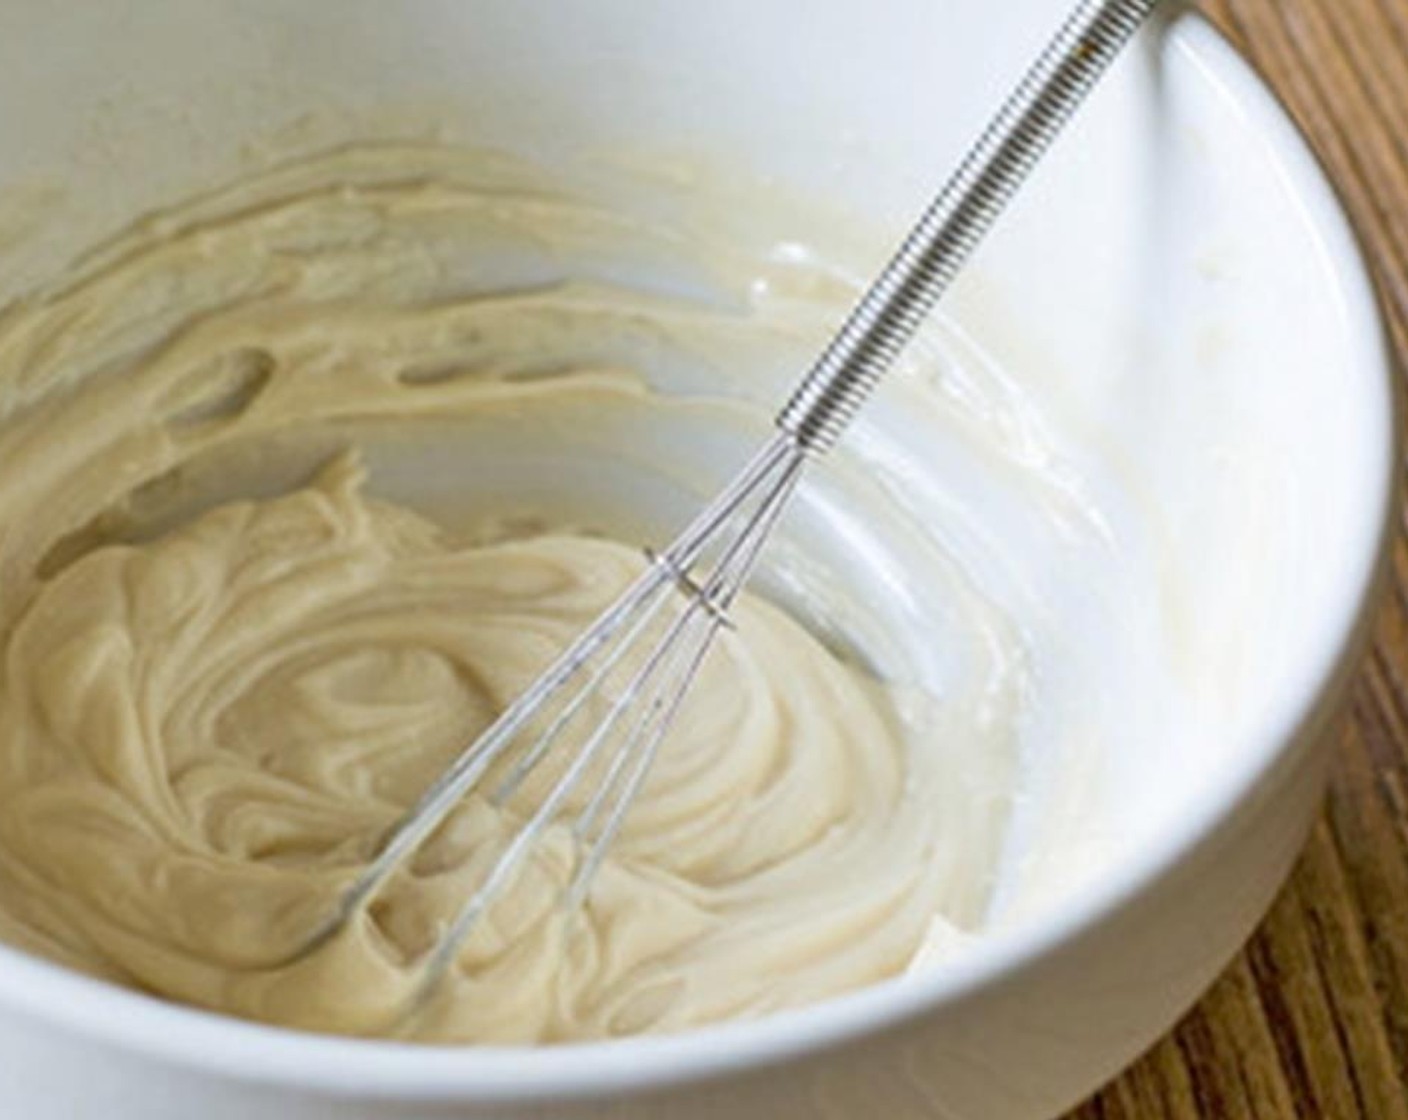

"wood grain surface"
[1068, 1, 1408, 1116]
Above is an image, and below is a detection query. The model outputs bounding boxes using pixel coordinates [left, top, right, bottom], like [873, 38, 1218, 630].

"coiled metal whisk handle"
[777, 0, 1161, 453]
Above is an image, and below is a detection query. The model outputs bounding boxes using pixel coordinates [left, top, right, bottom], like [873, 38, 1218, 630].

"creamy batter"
[0, 144, 1042, 1042]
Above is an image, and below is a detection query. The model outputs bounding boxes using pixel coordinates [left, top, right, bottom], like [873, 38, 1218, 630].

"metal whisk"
[307, 0, 1162, 1008]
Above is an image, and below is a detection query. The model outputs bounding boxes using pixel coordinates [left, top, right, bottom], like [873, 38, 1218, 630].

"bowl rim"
[0, 7, 1396, 1104]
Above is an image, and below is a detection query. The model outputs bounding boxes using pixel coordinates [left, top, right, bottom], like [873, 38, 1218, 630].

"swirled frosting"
[0, 144, 1025, 1042]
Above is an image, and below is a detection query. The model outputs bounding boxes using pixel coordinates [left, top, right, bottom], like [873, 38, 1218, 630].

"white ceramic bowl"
[0, 2, 1394, 1117]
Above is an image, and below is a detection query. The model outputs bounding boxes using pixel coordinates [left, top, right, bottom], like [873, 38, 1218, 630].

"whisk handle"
[776, 0, 1162, 453]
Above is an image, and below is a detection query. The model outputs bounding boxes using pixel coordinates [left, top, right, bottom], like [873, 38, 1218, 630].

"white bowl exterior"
[0, 2, 1393, 1118]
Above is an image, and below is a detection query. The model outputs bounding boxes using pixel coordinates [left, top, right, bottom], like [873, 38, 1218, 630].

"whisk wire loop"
[414, 442, 806, 998]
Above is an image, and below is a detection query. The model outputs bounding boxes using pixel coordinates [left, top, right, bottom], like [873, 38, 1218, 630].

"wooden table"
[1069, 1, 1408, 1116]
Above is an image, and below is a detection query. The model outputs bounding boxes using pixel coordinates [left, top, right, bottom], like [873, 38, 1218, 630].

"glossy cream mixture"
[0, 144, 1045, 1042]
